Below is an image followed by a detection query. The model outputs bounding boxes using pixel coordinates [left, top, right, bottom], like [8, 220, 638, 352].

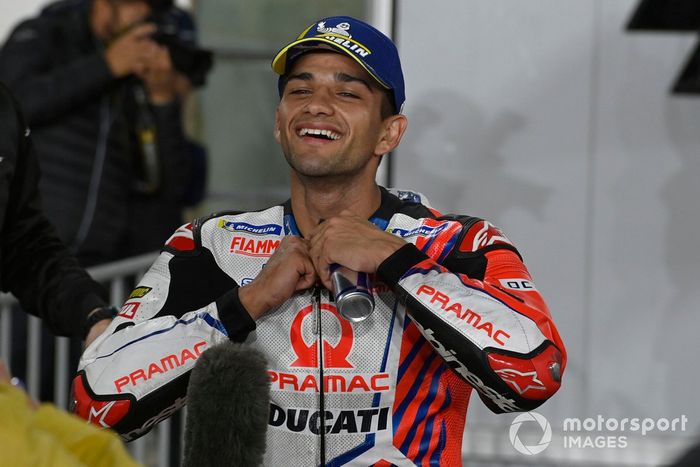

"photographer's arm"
[140, 46, 192, 204]
[143, 43, 191, 183]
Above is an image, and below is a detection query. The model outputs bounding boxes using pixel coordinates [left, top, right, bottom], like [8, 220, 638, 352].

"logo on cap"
[272, 16, 405, 113]
[317, 21, 351, 37]
[310, 20, 372, 59]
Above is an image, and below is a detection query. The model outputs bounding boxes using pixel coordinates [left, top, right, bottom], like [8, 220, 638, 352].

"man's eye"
[289, 89, 311, 95]
[338, 92, 358, 98]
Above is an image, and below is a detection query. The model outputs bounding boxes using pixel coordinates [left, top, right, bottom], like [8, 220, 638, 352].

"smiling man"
[73, 16, 567, 466]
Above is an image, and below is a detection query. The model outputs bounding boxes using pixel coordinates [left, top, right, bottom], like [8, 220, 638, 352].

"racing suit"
[73, 187, 566, 466]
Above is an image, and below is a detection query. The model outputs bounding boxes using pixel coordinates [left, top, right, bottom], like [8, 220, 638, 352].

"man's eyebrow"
[285, 71, 373, 92]
[286, 72, 313, 82]
[336, 72, 373, 92]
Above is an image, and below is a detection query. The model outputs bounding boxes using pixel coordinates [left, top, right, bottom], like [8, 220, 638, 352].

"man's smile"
[297, 128, 341, 140]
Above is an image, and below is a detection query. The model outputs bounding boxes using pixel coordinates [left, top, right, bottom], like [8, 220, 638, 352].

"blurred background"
[2, 0, 699, 465]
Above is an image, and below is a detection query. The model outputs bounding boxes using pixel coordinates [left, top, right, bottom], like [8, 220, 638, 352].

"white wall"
[396, 1, 700, 465]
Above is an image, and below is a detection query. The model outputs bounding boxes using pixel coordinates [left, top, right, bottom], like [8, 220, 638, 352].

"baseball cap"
[272, 16, 405, 114]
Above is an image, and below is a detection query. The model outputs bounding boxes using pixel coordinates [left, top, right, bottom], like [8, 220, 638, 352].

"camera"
[147, 6, 213, 87]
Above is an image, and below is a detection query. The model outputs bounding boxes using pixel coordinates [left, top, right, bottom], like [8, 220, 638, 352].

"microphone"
[183, 341, 270, 467]
[330, 264, 375, 322]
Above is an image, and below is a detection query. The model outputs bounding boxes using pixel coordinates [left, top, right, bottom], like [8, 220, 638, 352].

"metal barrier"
[0, 251, 182, 467]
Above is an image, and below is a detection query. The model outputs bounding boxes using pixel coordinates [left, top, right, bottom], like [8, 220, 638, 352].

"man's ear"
[375, 114, 408, 156]
[274, 108, 281, 144]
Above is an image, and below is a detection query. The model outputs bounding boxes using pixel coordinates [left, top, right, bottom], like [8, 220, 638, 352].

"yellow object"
[0, 383, 141, 467]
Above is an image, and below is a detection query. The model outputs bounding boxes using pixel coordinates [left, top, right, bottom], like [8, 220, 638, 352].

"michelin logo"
[314, 21, 371, 58]
[316, 21, 351, 37]
[392, 223, 448, 239]
[218, 220, 282, 236]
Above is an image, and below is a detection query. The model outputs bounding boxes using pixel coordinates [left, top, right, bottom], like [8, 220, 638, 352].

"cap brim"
[271, 37, 390, 90]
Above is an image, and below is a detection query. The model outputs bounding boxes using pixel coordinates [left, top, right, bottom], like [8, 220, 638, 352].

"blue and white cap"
[272, 16, 405, 114]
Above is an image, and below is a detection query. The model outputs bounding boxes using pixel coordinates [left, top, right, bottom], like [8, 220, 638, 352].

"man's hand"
[85, 319, 111, 348]
[139, 45, 190, 104]
[239, 236, 317, 319]
[104, 23, 157, 78]
[308, 212, 406, 289]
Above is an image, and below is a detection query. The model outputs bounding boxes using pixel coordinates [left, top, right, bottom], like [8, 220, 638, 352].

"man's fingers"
[0, 360, 11, 384]
[296, 269, 318, 291]
[125, 22, 157, 39]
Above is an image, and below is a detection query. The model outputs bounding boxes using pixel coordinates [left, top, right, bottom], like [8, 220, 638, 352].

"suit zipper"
[313, 287, 326, 466]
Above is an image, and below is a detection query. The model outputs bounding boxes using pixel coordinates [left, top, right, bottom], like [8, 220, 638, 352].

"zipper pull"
[312, 286, 321, 336]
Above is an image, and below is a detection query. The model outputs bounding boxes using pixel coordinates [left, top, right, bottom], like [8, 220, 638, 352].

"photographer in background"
[0, 0, 211, 266]
[0, 0, 210, 407]
[0, 81, 112, 346]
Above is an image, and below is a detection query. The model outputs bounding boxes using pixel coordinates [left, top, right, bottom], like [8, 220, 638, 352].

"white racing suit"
[72, 187, 566, 466]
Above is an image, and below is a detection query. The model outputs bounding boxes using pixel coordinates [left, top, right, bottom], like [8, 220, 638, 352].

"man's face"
[275, 51, 389, 179]
[93, 0, 151, 40]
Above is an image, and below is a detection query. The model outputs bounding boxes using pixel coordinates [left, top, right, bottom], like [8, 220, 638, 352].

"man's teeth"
[298, 128, 340, 140]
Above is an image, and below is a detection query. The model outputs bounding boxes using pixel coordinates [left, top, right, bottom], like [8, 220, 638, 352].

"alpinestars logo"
[495, 368, 547, 395]
[89, 401, 118, 428]
[458, 220, 513, 253]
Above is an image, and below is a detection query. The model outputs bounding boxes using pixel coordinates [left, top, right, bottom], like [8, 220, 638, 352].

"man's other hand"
[104, 23, 157, 78]
[239, 236, 317, 319]
[308, 212, 406, 290]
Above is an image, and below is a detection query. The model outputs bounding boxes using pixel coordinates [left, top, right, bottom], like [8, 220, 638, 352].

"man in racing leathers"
[72, 16, 566, 466]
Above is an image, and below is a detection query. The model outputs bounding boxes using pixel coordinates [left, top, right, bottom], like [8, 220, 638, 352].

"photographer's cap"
[272, 16, 405, 114]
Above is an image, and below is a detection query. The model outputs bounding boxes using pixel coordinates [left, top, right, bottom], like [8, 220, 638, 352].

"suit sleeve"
[72, 222, 255, 441]
[378, 217, 566, 413]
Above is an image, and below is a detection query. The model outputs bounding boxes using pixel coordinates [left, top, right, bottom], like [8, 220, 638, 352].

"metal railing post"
[54, 336, 70, 409]
[0, 300, 11, 364]
[26, 315, 41, 399]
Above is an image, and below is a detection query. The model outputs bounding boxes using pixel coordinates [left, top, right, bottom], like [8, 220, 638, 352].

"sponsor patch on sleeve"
[118, 302, 140, 320]
[459, 220, 513, 252]
[499, 279, 537, 292]
[128, 286, 152, 299]
[165, 223, 195, 251]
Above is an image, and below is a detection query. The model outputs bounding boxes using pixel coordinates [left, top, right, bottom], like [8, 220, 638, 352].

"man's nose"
[304, 89, 334, 115]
